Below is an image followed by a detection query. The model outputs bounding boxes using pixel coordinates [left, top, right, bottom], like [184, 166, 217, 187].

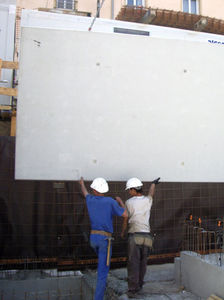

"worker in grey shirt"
[116, 177, 160, 298]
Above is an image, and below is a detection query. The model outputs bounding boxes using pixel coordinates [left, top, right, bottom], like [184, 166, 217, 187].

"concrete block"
[180, 252, 224, 299]
[174, 257, 181, 286]
[0, 275, 82, 300]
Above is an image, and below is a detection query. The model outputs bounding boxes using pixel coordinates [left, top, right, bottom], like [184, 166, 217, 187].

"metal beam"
[194, 17, 208, 31]
[140, 8, 156, 24]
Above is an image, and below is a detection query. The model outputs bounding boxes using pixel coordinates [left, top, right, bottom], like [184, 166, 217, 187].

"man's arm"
[149, 177, 160, 197]
[148, 183, 155, 197]
[115, 196, 128, 217]
[79, 177, 89, 197]
[121, 216, 128, 238]
[115, 196, 125, 208]
[115, 196, 128, 238]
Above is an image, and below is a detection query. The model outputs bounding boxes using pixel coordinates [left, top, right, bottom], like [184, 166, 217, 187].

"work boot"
[126, 291, 136, 298]
[139, 280, 145, 288]
[127, 288, 141, 299]
[136, 289, 147, 296]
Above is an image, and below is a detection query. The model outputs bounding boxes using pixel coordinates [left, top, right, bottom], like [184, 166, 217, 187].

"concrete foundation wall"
[0, 270, 83, 300]
[175, 252, 224, 299]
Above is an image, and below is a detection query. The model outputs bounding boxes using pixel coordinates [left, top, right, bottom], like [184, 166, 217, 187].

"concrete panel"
[15, 26, 224, 181]
[178, 252, 224, 298]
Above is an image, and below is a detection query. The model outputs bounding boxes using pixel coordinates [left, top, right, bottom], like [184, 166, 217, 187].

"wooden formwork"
[0, 252, 180, 271]
[0, 59, 19, 136]
[207, 295, 223, 300]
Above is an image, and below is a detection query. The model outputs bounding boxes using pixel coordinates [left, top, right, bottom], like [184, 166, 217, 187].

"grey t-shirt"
[125, 195, 153, 233]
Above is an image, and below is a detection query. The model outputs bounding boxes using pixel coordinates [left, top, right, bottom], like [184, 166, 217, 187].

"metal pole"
[89, 0, 106, 31]
[208, 231, 211, 254]
[97, 0, 100, 17]
[222, 217, 224, 251]
[192, 226, 194, 251]
[111, 0, 114, 19]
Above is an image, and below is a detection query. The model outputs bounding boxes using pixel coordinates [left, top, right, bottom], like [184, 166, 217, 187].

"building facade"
[16, 0, 224, 21]
[13, 0, 224, 60]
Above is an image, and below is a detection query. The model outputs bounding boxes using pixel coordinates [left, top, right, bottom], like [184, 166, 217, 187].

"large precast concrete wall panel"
[15, 27, 224, 181]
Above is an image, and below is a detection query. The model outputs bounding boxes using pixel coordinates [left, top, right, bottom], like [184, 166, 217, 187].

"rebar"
[182, 216, 224, 257]
[201, 230, 207, 255]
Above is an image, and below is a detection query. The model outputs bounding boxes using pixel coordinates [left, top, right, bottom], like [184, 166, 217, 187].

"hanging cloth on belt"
[90, 230, 114, 266]
[132, 232, 154, 248]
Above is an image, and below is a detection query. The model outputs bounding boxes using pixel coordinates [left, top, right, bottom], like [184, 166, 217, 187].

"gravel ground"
[105, 264, 204, 300]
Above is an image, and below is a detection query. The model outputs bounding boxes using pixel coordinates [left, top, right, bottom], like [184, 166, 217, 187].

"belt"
[129, 232, 151, 236]
[91, 230, 112, 237]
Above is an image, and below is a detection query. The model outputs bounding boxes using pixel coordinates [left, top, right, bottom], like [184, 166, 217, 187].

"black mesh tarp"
[0, 137, 224, 266]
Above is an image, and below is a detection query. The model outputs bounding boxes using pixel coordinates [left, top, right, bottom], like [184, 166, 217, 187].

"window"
[56, 0, 75, 10]
[127, 0, 145, 7]
[183, 0, 199, 14]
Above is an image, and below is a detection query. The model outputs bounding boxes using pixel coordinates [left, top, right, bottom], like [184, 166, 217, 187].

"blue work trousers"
[90, 234, 112, 300]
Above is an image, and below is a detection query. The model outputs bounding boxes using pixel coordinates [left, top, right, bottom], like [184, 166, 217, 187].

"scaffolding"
[116, 6, 224, 35]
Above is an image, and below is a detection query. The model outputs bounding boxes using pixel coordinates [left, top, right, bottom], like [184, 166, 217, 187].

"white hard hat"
[125, 177, 143, 190]
[90, 177, 109, 193]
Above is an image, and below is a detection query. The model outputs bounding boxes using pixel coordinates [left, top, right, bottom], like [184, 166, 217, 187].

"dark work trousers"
[127, 234, 150, 292]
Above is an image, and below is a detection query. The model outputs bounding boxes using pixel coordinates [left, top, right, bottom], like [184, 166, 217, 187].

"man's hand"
[79, 177, 89, 197]
[149, 177, 160, 197]
[79, 177, 84, 186]
[115, 196, 124, 207]
[115, 197, 128, 217]
[152, 177, 160, 185]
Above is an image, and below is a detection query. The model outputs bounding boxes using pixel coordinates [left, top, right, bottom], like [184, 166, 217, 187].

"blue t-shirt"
[86, 194, 125, 233]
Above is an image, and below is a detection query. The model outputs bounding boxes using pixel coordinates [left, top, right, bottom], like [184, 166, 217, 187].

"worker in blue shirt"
[79, 177, 128, 300]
